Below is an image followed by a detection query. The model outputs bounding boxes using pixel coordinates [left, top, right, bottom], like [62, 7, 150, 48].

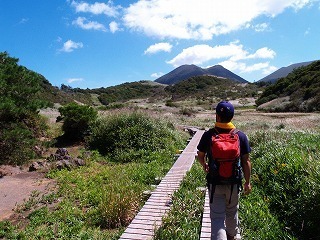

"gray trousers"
[208, 184, 240, 240]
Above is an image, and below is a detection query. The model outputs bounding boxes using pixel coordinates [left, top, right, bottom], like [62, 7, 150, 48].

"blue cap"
[216, 101, 234, 118]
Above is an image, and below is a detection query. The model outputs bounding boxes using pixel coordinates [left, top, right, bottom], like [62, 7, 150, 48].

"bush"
[57, 103, 98, 141]
[0, 123, 35, 165]
[87, 111, 184, 163]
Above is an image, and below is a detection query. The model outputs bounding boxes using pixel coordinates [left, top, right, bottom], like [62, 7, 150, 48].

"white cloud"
[109, 21, 121, 33]
[240, 62, 272, 73]
[144, 42, 173, 55]
[67, 78, 84, 83]
[304, 27, 310, 35]
[72, 17, 107, 31]
[262, 65, 278, 75]
[151, 72, 164, 78]
[71, 0, 121, 17]
[253, 23, 269, 32]
[123, 0, 314, 40]
[166, 42, 249, 67]
[219, 60, 278, 76]
[247, 47, 276, 59]
[167, 42, 278, 75]
[60, 40, 83, 52]
[19, 18, 29, 24]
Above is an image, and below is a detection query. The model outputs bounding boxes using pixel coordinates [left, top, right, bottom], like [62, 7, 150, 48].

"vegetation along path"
[119, 129, 204, 240]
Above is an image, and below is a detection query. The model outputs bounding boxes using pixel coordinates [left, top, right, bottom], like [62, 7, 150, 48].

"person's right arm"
[197, 151, 209, 173]
[241, 153, 251, 195]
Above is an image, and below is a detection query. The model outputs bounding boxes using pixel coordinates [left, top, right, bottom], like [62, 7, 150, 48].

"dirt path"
[0, 166, 55, 221]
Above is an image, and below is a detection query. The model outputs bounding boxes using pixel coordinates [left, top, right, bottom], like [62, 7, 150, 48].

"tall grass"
[152, 130, 320, 240]
[243, 130, 320, 239]
[154, 162, 206, 240]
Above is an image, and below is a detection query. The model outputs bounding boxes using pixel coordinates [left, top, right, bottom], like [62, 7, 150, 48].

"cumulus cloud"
[144, 42, 173, 55]
[109, 21, 121, 33]
[262, 65, 278, 75]
[219, 60, 278, 75]
[60, 40, 83, 52]
[67, 78, 84, 83]
[72, 17, 107, 31]
[151, 72, 164, 78]
[167, 41, 277, 75]
[247, 47, 276, 59]
[166, 42, 248, 67]
[304, 27, 310, 35]
[19, 18, 29, 24]
[71, 0, 121, 17]
[253, 23, 270, 32]
[123, 0, 314, 40]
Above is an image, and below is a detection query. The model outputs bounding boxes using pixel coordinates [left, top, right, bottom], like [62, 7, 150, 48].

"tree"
[0, 52, 48, 165]
[0, 52, 46, 122]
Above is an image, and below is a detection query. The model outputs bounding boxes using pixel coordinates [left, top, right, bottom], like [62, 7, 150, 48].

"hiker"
[197, 101, 252, 240]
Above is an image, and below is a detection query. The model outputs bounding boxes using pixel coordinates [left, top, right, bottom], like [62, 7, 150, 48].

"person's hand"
[243, 182, 252, 195]
[203, 163, 209, 173]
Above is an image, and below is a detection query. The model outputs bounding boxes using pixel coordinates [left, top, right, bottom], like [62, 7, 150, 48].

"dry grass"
[40, 102, 320, 135]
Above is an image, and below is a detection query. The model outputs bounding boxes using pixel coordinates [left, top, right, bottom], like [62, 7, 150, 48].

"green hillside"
[165, 75, 259, 101]
[80, 81, 167, 105]
[77, 76, 260, 105]
[256, 61, 320, 112]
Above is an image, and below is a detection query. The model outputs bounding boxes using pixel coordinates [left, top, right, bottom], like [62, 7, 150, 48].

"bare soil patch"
[0, 165, 55, 221]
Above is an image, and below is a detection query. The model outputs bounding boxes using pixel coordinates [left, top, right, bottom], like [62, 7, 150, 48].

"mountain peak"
[155, 65, 247, 85]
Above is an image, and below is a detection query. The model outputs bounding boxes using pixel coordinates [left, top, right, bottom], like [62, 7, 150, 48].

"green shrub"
[87, 111, 184, 163]
[0, 123, 36, 165]
[179, 107, 196, 116]
[57, 103, 98, 140]
[165, 99, 179, 107]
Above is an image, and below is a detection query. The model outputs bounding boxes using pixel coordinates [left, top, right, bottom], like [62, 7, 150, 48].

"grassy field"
[0, 105, 319, 239]
[152, 109, 320, 239]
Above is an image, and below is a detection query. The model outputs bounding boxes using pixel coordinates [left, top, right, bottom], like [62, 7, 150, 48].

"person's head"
[215, 101, 234, 123]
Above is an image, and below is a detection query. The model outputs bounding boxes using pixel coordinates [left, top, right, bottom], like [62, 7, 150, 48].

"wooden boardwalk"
[200, 189, 211, 239]
[119, 129, 205, 240]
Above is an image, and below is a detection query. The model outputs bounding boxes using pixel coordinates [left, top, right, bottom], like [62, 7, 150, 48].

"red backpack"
[207, 128, 243, 202]
[211, 128, 240, 178]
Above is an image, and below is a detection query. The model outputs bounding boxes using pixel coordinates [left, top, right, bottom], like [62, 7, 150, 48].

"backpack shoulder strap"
[229, 128, 239, 135]
[209, 128, 219, 136]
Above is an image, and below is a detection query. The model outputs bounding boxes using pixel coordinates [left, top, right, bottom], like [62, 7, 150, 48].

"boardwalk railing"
[119, 129, 204, 240]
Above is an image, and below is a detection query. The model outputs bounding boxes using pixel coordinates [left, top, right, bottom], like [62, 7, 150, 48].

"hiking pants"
[208, 184, 240, 240]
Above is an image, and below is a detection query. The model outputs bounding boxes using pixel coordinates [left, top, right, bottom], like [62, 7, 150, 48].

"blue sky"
[1, 0, 320, 89]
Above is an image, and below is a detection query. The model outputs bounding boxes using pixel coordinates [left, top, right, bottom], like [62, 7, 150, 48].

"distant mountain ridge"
[256, 60, 320, 112]
[155, 64, 248, 85]
[258, 61, 315, 83]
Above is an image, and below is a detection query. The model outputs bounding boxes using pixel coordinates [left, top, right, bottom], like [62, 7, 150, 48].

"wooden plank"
[119, 129, 204, 240]
[120, 232, 152, 240]
[200, 189, 211, 240]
